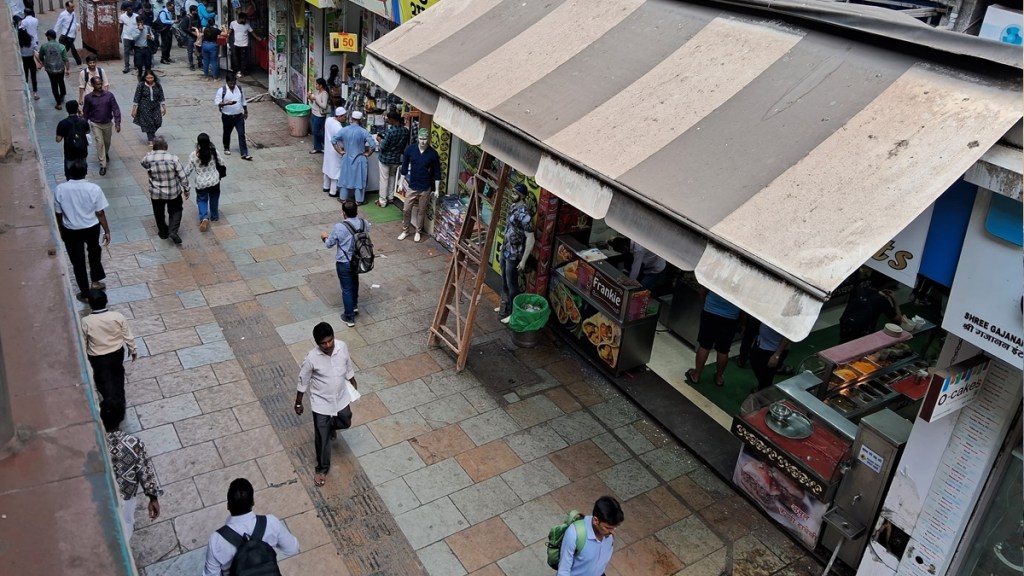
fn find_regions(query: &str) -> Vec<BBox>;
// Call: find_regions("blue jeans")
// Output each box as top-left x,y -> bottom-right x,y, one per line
196,184 -> 220,221
335,261 -> 359,321
499,253 -> 521,316
338,188 -> 365,204
202,41 -> 218,78
221,113 -> 248,156
310,115 -> 325,152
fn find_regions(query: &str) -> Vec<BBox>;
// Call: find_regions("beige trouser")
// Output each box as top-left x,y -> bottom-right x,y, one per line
402,188 -> 428,233
90,121 -> 113,168
379,163 -> 400,203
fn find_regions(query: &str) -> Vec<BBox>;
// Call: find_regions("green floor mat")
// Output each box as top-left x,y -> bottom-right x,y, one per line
357,193 -> 405,224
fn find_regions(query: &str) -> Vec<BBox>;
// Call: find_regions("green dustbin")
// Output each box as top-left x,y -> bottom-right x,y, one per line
285,103 -> 312,137
509,293 -> 550,348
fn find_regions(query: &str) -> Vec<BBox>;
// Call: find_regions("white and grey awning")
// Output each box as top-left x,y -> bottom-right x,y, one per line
364,0 -> 1023,341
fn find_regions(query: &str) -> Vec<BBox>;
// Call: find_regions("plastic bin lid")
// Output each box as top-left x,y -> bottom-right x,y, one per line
285,103 -> 312,116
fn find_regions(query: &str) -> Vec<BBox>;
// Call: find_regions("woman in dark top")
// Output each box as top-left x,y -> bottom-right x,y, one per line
131,70 -> 165,142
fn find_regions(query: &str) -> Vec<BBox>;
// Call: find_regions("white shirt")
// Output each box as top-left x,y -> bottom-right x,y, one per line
54,179 -> 109,230
214,84 -> 245,115
119,13 -> 138,39
229,20 -> 252,47
79,66 -> 110,92
55,9 -> 78,39
20,15 -> 39,48
203,512 -> 299,576
297,342 -> 356,415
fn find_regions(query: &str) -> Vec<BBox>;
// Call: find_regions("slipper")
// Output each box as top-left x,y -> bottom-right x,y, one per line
684,369 -> 700,386
313,473 -> 326,487
715,376 -> 726,387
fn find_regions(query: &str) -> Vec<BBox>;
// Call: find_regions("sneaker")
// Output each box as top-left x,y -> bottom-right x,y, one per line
241,155 -> 253,161
223,150 -> 231,155
76,292 -> 89,303
199,219 -> 209,232
397,231 -> 408,241
414,232 -> 421,242
377,199 -> 387,208
170,233 -> 182,245
91,281 -> 106,290
342,316 -> 355,327
189,65 -> 195,71
236,71 -> 242,78
500,315 -> 511,325
158,232 -> 169,240
353,307 -> 359,315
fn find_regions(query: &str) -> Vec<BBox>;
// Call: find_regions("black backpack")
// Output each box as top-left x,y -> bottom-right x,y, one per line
18,27 -> 32,48
216,516 -> 282,576
67,118 -> 89,155
343,218 -> 374,273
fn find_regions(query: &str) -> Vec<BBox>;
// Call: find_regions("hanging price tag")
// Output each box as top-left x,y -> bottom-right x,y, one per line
329,32 -> 358,53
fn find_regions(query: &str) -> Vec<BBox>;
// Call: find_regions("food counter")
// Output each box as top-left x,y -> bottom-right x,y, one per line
549,237 -> 659,375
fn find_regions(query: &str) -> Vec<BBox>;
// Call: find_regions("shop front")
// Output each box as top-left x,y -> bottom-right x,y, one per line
363,0 -> 1023,571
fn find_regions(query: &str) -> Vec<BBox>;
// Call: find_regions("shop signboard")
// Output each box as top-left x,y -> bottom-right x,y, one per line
865,206 -> 933,288
550,276 -> 623,370
329,32 -> 358,52
941,190 -> 1023,366
733,447 -> 828,548
392,0 -> 441,24
589,264 -> 625,317
918,354 -> 990,422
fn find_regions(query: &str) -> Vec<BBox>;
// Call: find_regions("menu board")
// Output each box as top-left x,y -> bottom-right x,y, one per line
897,358 -> 1022,576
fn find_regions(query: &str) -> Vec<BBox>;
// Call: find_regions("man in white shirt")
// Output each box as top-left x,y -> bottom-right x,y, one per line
295,322 -> 358,487
228,11 -> 261,77
78,54 -> 109,103
55,1 -> 82,64
54,159 -> 111,302
118,5 -> 139,73
214,75 -> 252,160
203,478 -> 299,576
19,8 -> 39,48
557,496 -> 624,576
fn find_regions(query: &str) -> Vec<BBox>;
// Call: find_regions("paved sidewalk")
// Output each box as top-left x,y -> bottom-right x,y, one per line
32,47 -> 823,575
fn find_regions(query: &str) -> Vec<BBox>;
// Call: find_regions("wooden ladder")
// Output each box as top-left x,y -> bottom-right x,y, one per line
428,152 -> 510,371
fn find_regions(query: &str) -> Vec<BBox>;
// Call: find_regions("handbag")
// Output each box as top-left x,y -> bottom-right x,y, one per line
217,164 -> 227,179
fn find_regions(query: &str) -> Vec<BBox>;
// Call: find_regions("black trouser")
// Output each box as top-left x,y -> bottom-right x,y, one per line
221,113 -> 248,155
751,346 -> 789,391
151,195 -> 183,237
62,223 -> 105,295
60,35 -> 82,65
89,347 -> 126,412
135,46 -> 152,79
737,317 -> 760,364
64,156 -> 87,180
160,28 -> 172,61
231,45 -> 249,75
313,406 -> 352,474
47,71 -> 67,105
22,56 -> 38,92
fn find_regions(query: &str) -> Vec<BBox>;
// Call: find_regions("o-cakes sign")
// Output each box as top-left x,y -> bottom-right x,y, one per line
919,355 -> 990,422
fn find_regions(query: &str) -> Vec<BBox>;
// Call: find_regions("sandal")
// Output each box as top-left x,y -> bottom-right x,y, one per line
715,376 -> 726,388
684,369 -> 700,386
313,473 -> 326,487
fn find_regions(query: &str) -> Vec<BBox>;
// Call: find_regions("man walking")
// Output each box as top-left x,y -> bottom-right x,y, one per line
82,289 -> 137,413
685,289 -> 742,388
55,1 -> 82,65
321,200 -> 368,327
376,110 -> 409,208
140,136 -> 190,244
228,11 -> 260,77
396,127 -> 441,242
180,5 -> 199,71
496,183 -> 535,323
118,4 -> 138,74
82,76 -> 121,176
330,110 -> 376,204
56,100 -> 90,179
54,159 -> 110,302
156,1 -> 175,64
215,75 -> 252,160
556,496 -> 623,576
131,18 -> 154,80
77,54 -> 109,103
295,322 -> 359,487
37,30 -> 70,110
102,404 -> 161,541
203,478 -> 299,576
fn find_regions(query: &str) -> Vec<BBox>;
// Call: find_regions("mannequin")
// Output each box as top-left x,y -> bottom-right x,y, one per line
397,128 -> 441,242
496,183 -> 536,324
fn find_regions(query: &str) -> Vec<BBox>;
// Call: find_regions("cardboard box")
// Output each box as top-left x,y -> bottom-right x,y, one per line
979,5 -> 1023,45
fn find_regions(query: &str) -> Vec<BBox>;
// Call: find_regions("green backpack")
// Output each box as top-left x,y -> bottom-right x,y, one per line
546,511 -> 587,569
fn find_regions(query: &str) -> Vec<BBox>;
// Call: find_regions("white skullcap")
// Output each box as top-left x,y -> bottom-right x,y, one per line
350,110 -> 364,120
334,106 -> 347,116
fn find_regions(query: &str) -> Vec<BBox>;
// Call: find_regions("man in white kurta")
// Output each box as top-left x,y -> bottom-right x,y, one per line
322,106 -> 345,197
294,321 -> 358,487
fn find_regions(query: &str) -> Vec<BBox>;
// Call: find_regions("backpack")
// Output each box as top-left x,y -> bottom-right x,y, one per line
66,118 -> 89,155
343,218 -> 374,273
152,9 -> 168,31
18,27 -> 32,48
42,44 -> 65,73
545,511 -> 587,570
83,67 -> 104,89
216,516 -> 282,576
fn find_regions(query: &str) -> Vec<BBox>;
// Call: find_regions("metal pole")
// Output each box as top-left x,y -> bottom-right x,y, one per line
822,539 -> 844,576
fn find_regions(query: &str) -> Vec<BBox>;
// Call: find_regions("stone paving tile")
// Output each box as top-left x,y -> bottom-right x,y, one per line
409,424 -> 477,466
200,280 -> 254,307
461,386 -> 500,413
152,441 -> 225,485
449,476 -> 522,525
417,541 -> 468,576
403,458 -> 474,504
133,478 -> 203,530
133,423 -> 183,456
446,516 -> 522,573
455,440 -> 523,483
359,441 -> 426,485
179,290 -> 209,309
395,497 -> 469,550
548,411 -> 606,446
732,534 -> 788,576
460,409 -> 521,447
366,409 -> 433,448
504,424 -> 568,463
501,458 -> 571,503
548,439 -> 615,481
127,377 -> 164,407
279,544 -> 351,576
284,509 -> 334,552
376,379 -> 438,414
162,307 -> 217,330
598,459 -> 662,502
378,477 -> 422,516
194,381 -> 258,413
615,493 -> 677,547
504,394 -> 565,429
495,541 -> 547,576
612,422 -> 657,454
177,340 -> 236,369
338,425 -> 384,457
129,315 -> 168,338
136,393 -> 203,428
195,322 -> 226,343
499,494 -> 564,547
193,459 -> 268,507
128,351 -> 184,382
383,352 -> 442,384
610,536 -> 685,576
144,327 -> 203,356
106,283 -> 154,305
549,475 -> 615,515
131,520 -> 178,567
641,444 -> 702,483
656,515 -> 726,566
256,451 -> 299,486
215,425 -> 285,466
591,431 -> 632,463
646,485 -> 693,523
349,393 -> 390,427
174,409 -> 243,447
211,359 -> 247,384
142,543 -> 208,576
698,495 -> 765,542
157,365 -> 220,397
424,370 -> 480,398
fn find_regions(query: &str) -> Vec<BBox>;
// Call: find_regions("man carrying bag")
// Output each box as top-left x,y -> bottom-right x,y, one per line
55,1 -> 82,65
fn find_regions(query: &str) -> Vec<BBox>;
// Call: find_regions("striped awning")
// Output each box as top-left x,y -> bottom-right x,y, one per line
364,0 -> 1023,340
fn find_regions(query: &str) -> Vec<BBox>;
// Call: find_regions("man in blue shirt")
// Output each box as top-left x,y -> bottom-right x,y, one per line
321,200 -> 369,327
330,111 -> 377,205
156,1 -> 175,64
557,496 -> 623,576
686,289 -> 742,388
396,128 -> 441,242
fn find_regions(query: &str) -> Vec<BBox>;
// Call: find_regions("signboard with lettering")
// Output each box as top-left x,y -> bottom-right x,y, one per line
393,0 -> 441,24
918,355 -> 990,422
589,263 -> 625,317
942,190 -> 1023,366
865,206 -> 933,288
329,32 -> 358,52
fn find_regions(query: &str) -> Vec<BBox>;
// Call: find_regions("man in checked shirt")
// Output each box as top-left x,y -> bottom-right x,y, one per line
140,136 -> 190,244
101,404 -> 161,540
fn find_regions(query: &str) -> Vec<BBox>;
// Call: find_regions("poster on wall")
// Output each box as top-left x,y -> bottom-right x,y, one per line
865,206 -> 933,288
392,0 -> 441,24
733,447 -> 827,548
941,190 -> 1023,366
